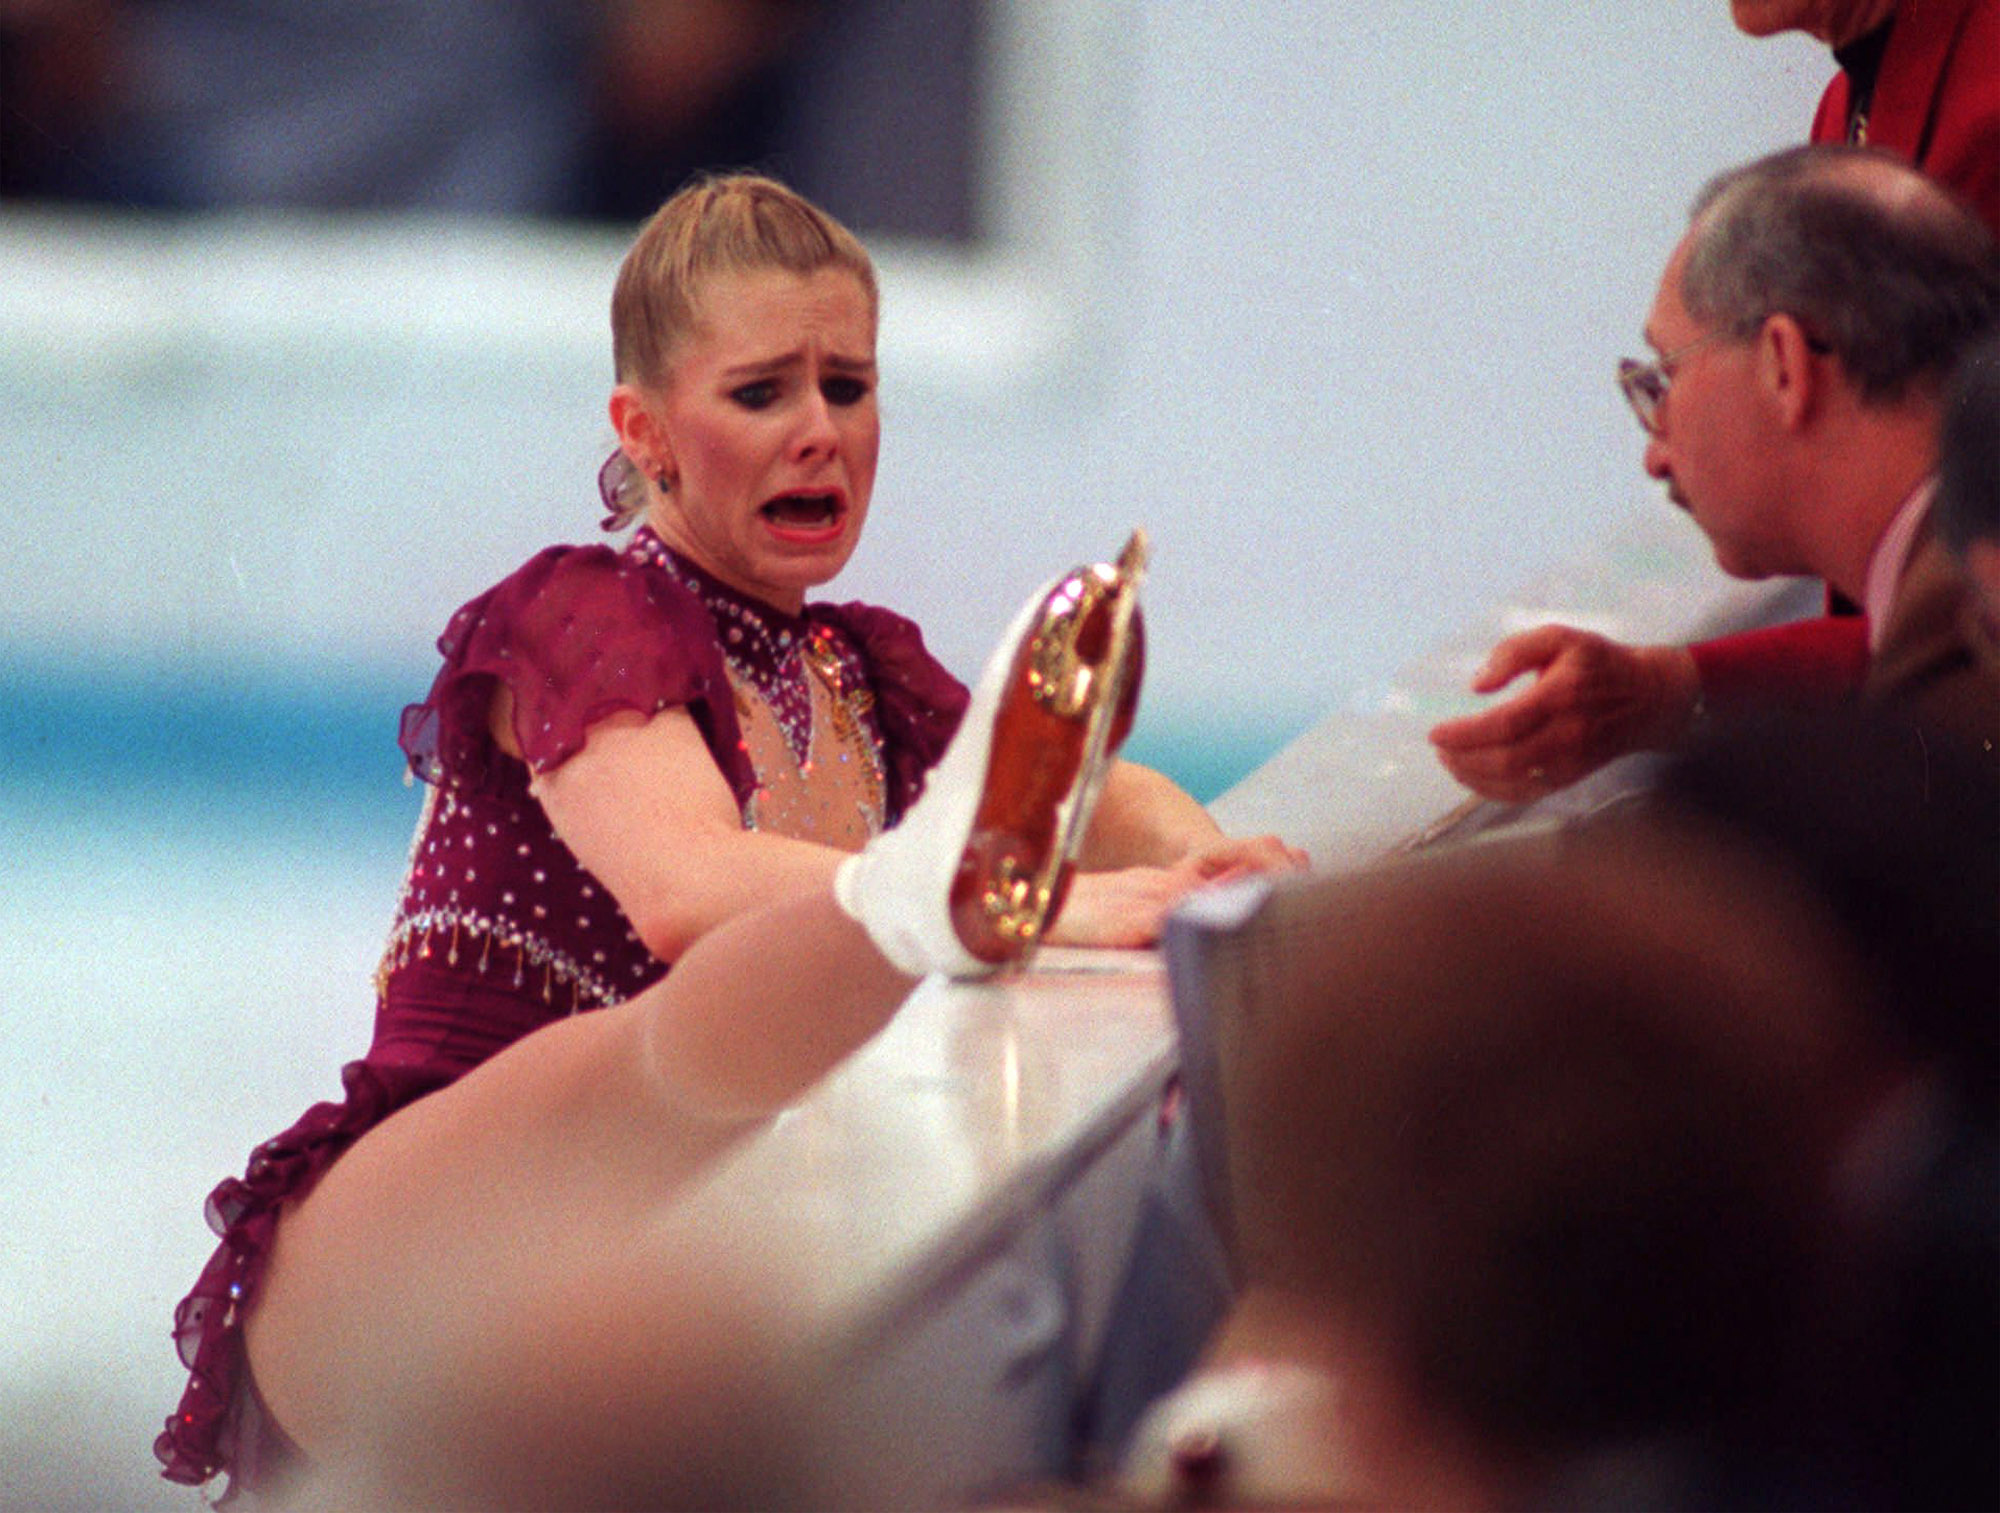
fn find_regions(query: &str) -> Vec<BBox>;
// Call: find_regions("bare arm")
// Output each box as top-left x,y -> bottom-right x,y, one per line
519,693 -> 1305,963
1078,760 -> 1223,869
527,705 -> 847,965
1082,759 -> 1306,873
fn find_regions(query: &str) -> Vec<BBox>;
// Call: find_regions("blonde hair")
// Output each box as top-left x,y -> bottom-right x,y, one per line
601,174 -> 878,530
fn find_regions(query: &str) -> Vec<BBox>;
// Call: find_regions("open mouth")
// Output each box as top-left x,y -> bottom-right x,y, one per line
759,491 -> 845,534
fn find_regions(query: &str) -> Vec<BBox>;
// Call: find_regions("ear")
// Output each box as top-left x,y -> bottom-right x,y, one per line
1753,314 -> 1822,432
609,384 -> 674,485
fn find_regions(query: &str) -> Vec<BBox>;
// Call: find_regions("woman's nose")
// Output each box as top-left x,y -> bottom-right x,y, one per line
793,388 -> 839,459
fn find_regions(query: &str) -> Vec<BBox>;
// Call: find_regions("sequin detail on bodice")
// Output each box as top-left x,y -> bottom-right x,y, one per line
628,528 -> 888,842
375,772 -> 663,1012
374,531 -> 889,1014
727,655 -> 885,848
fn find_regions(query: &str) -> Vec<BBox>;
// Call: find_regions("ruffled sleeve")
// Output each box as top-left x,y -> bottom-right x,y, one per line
815,599 -> 969,823
398,545 -> 757,806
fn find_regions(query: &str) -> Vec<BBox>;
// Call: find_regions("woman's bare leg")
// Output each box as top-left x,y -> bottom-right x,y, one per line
240,547 -> 1154,1502
639,890 -> 918,1120
244,890 -> 915,1503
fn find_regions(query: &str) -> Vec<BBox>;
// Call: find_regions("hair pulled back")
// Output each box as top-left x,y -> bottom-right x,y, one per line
601,174 -> 877,529
1681,144 -> 2000,405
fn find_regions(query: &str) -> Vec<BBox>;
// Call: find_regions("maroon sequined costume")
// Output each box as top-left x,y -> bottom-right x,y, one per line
157,527 -> 967,1491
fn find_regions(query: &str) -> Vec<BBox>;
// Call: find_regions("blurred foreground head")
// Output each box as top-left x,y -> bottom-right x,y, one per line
1936,329 -> 2000,636
1225,705 -> 1996,1506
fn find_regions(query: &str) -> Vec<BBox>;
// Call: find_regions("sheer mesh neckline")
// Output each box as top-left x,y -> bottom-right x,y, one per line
623,526 -> 860,767
623,527 -> 814,686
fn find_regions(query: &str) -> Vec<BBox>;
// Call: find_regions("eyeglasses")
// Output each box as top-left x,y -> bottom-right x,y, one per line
1615,329 -> 1729,435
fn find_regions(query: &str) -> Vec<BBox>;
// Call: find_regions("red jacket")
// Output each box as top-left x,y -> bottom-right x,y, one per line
1690,0 -> 2000,708
1812,0 -> 2000,232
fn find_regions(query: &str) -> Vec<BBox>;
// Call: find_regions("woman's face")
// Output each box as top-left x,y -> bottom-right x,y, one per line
630,266 -> 879,613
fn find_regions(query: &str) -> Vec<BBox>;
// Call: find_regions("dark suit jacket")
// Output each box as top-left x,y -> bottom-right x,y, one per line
1865,524 -> 2000,762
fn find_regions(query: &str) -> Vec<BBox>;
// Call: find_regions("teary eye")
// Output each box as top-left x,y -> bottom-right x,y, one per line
731,380 -> 778,410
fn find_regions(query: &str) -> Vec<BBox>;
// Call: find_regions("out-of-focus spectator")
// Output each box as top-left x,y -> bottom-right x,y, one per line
1656,708 -> 2000,1511
582,0 -> 820,222
1935,331 -> 2000,648
585,0 -> 983,237
0,0 -> 984,233
1157,822 -> 1887,1508
4,1 -> 597,213
1118,702 -> 1997,1510
0,0 -> 118,199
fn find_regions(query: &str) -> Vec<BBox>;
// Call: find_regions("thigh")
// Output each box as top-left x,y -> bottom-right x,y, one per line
243,1000 -> 763,1495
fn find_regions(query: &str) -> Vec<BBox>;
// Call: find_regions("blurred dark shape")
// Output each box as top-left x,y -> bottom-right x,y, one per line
1654,708 -> 1999,1512
1661,707 -> 2000,1116
585,0 -> 985,238
1229,822 -> 1877,1505
0,0 -> 120,200
1203,705 -> 1996,1509
1935,332 -> 2000,558
2,1 -> 596,212
1934,330 -> 2000,660
0,0 -> 985,239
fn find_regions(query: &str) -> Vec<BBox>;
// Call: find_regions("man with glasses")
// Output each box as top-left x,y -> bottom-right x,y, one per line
1430,0 -> 1998,804
1432,144 -> 2000,800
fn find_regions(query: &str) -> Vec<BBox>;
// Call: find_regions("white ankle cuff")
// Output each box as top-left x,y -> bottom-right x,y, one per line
833,850 -> 985,980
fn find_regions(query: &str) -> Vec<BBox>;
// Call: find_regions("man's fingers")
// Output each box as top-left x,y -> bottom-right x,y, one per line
1433,714 -> 1596,799
1433,748 -> 1549,804
1436,738 -> 1548,790
1429,685 -> 1555,751
1468,625 -> 1579,693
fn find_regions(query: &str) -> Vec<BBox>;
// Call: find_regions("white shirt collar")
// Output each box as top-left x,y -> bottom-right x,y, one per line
1863,477 -> 1938,652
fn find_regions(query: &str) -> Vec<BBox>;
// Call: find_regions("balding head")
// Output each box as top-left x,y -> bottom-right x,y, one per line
1680,144 -> 2000,406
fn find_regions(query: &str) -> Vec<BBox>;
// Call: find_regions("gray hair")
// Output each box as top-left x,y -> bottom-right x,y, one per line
1681,144 -> 2000,405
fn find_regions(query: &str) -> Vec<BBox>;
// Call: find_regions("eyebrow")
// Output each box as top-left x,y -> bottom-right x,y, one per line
721,349 -> 877,379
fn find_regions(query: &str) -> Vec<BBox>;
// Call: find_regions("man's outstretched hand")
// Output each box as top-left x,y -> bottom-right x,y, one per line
1428,626 -> 1701,802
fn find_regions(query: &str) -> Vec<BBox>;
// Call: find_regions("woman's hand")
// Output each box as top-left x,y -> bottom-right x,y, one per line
1048,861 -> 1212,950
1176,832 -> 1309,881
1048,836 -> 1307,950
1082,760 -> 1309,872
